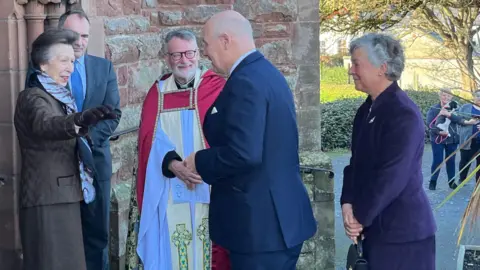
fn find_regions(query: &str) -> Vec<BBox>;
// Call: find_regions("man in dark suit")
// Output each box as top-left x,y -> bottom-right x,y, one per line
57,9 -> 121,270
184,10 -> 317,269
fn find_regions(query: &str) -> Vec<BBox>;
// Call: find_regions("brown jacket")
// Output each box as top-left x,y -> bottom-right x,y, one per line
14,87 -> 83,208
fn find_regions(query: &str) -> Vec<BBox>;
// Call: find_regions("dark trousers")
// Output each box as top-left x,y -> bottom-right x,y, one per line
459,139 -> 480,182
430,142 -> 457,183
81,179 -> 111,270
229,243 -> 303,270
364,236 -> 435,270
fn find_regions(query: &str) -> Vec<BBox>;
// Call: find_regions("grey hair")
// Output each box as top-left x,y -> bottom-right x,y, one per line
349,33 -> 405,81
164,29 -> 197,45
438,88 -> 453,95
31,29 -> 78,69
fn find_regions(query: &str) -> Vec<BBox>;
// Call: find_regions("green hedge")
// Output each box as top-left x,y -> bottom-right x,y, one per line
321,90 -> 440,151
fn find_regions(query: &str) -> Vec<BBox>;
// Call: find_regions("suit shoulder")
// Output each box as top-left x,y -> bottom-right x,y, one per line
234,58 -> 278,80
398,91 -> 421,113
86,54 -> 112,67
86,54 -> 109,62
380,92 -> 423,129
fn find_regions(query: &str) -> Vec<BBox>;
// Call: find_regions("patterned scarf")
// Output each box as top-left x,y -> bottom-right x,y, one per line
36,72 -> 96,204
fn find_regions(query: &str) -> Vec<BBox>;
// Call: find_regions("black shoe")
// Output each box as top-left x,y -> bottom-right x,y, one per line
429,181 -> 436,190
448,181 -> 458,189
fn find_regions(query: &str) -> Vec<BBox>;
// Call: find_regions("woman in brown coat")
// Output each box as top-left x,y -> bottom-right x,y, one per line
14,29 -> 118,270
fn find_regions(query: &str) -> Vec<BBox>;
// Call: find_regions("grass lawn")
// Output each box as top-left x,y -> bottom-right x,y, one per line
320,83 -> 365,103
320,64 -> 366,103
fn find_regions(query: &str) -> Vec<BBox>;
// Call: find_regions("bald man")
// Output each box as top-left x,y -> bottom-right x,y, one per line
184,10 -> 317,269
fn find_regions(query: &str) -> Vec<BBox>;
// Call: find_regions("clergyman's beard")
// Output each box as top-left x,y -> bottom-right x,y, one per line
173,66 -> 196,84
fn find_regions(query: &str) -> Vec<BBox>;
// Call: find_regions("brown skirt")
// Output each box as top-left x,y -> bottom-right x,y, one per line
20,202 -> 86,270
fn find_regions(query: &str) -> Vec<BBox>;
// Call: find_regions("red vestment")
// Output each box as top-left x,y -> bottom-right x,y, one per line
136,70 -> 231,270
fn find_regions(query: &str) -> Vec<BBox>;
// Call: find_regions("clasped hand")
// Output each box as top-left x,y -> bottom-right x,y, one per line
342,203 -> 364,244
169,152 -> 202,190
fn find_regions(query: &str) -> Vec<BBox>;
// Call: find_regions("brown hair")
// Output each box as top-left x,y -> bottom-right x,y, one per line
58,9 -> 90,28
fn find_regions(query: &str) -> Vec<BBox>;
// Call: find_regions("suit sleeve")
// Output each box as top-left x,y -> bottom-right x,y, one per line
161,151 -> 182,178
23,92 -> 85,140
195,75 -> 266,184
353,108 -> 422,227
90,61 -> 121,144
340,105 -> 362,205
340,159 -> 354,205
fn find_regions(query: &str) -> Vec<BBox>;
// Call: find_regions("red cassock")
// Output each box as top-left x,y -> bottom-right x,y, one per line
136,70 -> 231,270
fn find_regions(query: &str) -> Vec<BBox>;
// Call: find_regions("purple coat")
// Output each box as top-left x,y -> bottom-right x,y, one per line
341,81 -> 436,244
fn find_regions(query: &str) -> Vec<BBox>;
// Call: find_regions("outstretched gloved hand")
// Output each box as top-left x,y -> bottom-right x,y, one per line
74,105 -> 118,128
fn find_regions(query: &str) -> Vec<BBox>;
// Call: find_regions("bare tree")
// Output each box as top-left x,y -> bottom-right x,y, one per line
321,0 -> 480,91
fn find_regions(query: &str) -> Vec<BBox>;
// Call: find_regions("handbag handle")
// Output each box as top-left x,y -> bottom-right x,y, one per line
356,235 -> 364,258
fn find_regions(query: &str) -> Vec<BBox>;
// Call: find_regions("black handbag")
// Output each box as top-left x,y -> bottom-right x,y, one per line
346,236 -> 369,270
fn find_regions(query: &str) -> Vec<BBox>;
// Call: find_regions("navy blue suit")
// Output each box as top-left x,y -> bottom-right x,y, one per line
341,82 -> 436,269
195,51 -> 316,269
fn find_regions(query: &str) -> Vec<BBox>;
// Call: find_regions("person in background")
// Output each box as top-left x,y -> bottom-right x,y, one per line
426,89 -> 464,190
14,29 -> 117,270
455,90 -> 480,187
341,33 -> 436,270
58,9 -> 122,270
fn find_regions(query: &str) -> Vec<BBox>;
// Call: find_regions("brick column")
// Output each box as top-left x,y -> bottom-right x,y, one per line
24,0 -> 46,52
45,2 -> 66,30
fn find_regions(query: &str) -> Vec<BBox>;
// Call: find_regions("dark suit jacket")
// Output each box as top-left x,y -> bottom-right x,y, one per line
82,55 -> 121,184
341,81 -> 436,244
195,51 -> 317,253
25,55 -> 121,184
14,84 -> 84,207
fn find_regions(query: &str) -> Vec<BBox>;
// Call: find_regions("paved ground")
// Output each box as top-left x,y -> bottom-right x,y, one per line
329,144 -> 480,270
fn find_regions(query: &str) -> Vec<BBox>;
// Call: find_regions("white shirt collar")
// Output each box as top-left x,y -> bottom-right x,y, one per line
229,49 -> 257,75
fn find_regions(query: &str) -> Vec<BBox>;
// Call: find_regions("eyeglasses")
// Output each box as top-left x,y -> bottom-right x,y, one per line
168,50 -> 198,61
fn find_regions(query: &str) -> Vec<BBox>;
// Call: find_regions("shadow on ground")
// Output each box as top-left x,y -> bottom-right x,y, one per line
329,144 -> 480,270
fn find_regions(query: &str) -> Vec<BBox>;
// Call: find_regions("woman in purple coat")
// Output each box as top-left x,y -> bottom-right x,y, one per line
341,33 -> 436,270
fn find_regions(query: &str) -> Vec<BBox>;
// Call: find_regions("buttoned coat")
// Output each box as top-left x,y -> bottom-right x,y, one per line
14,77 -> 86,270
